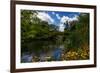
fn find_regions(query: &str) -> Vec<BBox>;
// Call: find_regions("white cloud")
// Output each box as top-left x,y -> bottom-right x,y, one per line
60,15 -> 78,24
59,23 -> 65,32
59,16 -> 69,32
68,15 -> 78,22
60,16 -> 69,24
59,15 -> 79,32
37,12 -> 54,24
56,14 -> 61,20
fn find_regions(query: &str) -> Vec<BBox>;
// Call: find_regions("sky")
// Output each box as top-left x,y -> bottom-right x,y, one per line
36,10 -> 80,32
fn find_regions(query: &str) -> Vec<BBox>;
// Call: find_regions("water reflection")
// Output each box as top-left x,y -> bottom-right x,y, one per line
53,48 -> 62,61
21,40 -> 65,63
21,53 -> 33,62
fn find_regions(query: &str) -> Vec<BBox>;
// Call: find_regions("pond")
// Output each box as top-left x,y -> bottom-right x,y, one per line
21,48 -> 64,62
21,46 -> 65,63
21,39 -> 66,63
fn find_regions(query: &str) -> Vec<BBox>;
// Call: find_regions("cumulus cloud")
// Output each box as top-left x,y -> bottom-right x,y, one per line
69,15 -> 78,22
56,14 -> 61,20
60,15 -> 78,24
60,16 -> 69,24
59,15 -> 79,32
37,12 -> 54,24
59,23 -> 65,32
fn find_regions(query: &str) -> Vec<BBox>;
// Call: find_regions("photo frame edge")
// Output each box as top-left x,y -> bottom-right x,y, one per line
10,1 -> 97,73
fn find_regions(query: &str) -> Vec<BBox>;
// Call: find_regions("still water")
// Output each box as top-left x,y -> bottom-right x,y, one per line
21,38 -> 66,63
21,46 -> 64,62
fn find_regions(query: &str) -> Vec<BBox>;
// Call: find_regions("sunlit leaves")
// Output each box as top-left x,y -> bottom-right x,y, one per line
21,10 -> 89,61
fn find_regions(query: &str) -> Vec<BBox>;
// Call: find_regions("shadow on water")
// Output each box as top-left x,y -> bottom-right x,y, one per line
21,39 -> 65,63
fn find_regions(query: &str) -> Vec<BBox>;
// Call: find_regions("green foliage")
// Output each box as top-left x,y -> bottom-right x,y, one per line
63,13 -> 89,51
21,10 -> 89,61
21,10 -> 59,53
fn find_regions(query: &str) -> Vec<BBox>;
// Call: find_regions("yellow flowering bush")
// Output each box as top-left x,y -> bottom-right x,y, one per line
64,51 -> 79,60
79,48 -> 89,59
63,47 -> 89,60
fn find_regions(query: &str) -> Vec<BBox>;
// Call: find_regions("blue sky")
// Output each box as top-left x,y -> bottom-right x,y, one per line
47,11 -> 80,25
36,10 -> 80,31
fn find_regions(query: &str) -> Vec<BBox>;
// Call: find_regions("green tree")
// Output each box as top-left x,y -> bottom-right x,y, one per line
21,10 -> 59,53
63,13 -> 89,51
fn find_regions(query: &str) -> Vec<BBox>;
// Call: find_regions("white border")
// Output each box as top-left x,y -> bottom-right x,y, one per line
16,4 -> 94,69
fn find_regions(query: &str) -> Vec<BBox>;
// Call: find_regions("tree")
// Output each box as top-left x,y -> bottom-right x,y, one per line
21,10 -> 59,53
63,13 -> 89,51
